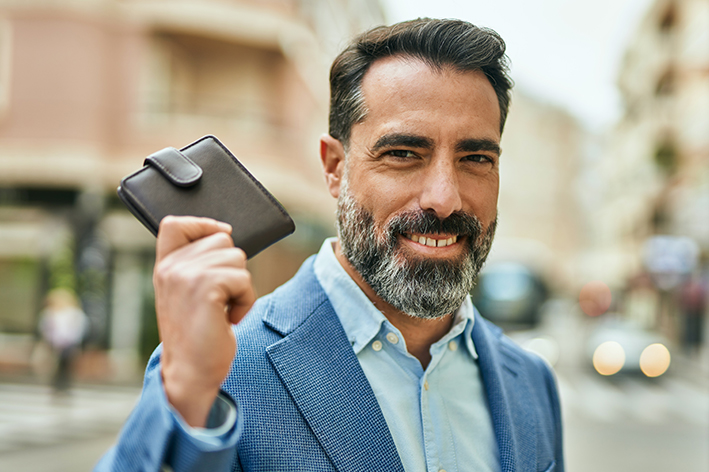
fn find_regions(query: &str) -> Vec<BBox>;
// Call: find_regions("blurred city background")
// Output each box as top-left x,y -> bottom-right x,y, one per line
0,0 -> 706,470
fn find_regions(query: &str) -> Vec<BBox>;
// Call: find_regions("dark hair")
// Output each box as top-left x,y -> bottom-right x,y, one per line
329,18 -> 513,148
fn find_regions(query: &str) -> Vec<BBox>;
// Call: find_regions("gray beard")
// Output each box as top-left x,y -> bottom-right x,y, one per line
336,189 -> 496,319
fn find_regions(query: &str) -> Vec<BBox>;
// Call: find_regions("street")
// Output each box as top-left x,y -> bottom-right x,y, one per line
0,363 -> 707,471
0,383 -> 140,471
560,368 -> 709,472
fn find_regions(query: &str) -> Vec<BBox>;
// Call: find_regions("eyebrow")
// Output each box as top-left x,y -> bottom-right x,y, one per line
371,133 -> 501,157
456,138 -> 501,156
371,134 -> 434,152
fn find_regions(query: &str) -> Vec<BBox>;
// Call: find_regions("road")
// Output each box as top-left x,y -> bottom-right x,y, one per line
0,362 -> 706,471
516,302 -> 709,472
0,383 -> 140,471
560,367 -> 709,472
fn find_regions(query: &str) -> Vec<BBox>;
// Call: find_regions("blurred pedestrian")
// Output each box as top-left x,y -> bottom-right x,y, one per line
679,273 -> 705,355
39,288 -> 88,393
625,273 -> 659,329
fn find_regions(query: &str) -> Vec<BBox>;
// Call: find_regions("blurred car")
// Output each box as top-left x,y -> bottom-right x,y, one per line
585,316 -> 671,377
471,262 -> 549,327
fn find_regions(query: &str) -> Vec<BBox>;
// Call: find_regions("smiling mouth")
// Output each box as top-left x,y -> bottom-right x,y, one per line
403,233 -> 459,248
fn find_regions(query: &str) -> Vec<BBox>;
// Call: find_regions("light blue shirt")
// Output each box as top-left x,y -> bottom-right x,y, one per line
314,238 -> 500,472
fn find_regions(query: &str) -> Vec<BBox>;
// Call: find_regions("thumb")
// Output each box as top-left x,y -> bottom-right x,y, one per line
156,215 -> 233,262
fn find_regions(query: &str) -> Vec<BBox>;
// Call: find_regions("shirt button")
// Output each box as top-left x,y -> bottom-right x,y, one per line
372,340 -> 383,351
439,469 -> 447,472
423,381 -> 429,391
448,341 -> 458,351
386,332 -> 399,344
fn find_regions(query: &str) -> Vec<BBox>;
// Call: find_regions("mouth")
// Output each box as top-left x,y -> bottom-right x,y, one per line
403,233 -> 459,248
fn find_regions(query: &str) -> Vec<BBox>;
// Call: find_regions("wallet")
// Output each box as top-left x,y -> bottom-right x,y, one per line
117,135 -> 295,258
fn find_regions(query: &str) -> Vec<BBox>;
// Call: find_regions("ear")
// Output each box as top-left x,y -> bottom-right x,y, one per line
320,134 -> 346,198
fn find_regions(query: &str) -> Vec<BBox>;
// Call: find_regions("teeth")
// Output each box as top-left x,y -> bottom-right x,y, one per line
405,234 -> 458,247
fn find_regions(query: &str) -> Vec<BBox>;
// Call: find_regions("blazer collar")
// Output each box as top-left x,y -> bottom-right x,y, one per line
263,257 -> 405,472
473,314 -> 539,472
262,256 -> 326,336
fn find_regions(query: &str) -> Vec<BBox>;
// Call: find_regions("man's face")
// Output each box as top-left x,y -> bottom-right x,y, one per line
323,56 -> 501,318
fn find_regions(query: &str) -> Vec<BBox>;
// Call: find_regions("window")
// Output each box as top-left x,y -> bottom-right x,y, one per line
658,3 -> 677,33
142,31 -> 285,130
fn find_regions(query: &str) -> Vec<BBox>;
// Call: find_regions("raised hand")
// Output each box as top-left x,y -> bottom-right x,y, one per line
152,216 -> 256,427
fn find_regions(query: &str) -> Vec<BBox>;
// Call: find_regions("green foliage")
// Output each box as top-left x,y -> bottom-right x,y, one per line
0,258 -> 40,332
48,237 -> 76,292
654,141 -> 677,175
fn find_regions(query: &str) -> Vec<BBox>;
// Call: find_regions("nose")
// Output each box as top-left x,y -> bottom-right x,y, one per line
418,160 -> 462,219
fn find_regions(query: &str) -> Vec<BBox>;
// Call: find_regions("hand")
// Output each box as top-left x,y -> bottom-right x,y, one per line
152,216 -> 256,427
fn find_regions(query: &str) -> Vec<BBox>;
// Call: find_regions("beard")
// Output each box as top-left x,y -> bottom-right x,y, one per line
337,188 -> 497,320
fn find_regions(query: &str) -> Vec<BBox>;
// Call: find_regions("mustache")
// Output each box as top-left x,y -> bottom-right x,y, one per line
386,209 -> 484,239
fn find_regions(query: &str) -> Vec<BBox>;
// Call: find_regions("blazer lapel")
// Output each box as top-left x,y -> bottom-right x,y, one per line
473,315 -> 538,472
263,259 -> 404,472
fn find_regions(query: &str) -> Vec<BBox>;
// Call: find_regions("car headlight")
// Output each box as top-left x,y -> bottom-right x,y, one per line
593,341 -> 626,375
639,343 -> 671,377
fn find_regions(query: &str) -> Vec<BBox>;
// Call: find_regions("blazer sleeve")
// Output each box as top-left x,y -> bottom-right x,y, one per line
93,345 -> 242,472
543,363 -> 565,472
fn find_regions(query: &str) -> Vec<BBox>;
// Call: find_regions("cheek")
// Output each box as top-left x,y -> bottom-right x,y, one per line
463,178 -> 499,222
348,175 -> 417,221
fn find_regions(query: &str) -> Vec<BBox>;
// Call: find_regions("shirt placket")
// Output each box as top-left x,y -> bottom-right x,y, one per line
420,341 -> 456,472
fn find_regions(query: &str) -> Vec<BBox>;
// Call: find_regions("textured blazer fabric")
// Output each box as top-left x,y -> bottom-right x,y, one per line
95,257 -> 564,472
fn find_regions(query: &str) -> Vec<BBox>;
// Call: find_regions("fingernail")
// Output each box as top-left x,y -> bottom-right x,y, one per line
218,222 -> 232,232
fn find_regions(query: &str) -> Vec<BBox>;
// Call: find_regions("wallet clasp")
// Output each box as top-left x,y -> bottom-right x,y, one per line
144,147 -> 203,187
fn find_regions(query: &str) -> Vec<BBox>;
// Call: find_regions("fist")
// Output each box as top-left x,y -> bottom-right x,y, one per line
153,216 -> 256,427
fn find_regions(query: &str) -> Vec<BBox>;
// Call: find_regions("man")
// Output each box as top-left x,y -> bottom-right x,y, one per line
97,18 -> 563,472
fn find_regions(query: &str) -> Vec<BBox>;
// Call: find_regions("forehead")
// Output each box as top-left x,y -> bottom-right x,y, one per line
353,55 -> 501,143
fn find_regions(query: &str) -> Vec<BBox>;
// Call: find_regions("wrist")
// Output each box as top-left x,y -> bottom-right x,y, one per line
162,366 -> 221,427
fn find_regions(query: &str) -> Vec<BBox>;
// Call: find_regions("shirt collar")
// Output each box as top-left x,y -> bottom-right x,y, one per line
313,237 -> 478,359
313,238 -> 386,354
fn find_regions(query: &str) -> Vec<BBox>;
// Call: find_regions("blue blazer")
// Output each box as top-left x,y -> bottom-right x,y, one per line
96,257 -> 563,472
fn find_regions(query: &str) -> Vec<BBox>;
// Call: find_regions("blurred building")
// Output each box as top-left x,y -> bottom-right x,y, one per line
0,0 -> 384,378
590,0 -> 709,279
492,90 -> 587,295
588,0 -> 709,347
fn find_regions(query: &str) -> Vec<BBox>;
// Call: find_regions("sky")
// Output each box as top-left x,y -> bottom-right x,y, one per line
382,0 -> 654,132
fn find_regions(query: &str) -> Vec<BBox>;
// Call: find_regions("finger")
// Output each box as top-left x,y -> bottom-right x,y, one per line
169,232 -> 242,264
157,216 -> 232,262
176,245 -> 247,271
188,247 -> 247,270
225,274 -> 257,325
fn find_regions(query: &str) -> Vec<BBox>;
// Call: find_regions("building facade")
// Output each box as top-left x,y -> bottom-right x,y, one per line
0,0 -> 384,378
592,0 -> 709,349
493,90 -> 586,295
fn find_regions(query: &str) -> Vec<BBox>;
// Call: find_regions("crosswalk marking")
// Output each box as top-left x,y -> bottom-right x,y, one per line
0,384 -> 140,454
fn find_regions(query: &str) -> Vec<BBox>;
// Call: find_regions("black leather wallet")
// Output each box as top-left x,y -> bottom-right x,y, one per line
117,135 -> 295,258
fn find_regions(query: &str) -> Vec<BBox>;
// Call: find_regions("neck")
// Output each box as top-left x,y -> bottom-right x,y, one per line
333,239 -> 454,369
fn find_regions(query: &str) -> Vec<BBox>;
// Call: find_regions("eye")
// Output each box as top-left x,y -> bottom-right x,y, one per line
386,149 -> 418,159
463,154 -> 494,165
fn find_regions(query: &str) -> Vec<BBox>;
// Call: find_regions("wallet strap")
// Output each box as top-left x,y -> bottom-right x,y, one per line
144,147 -> 203,187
